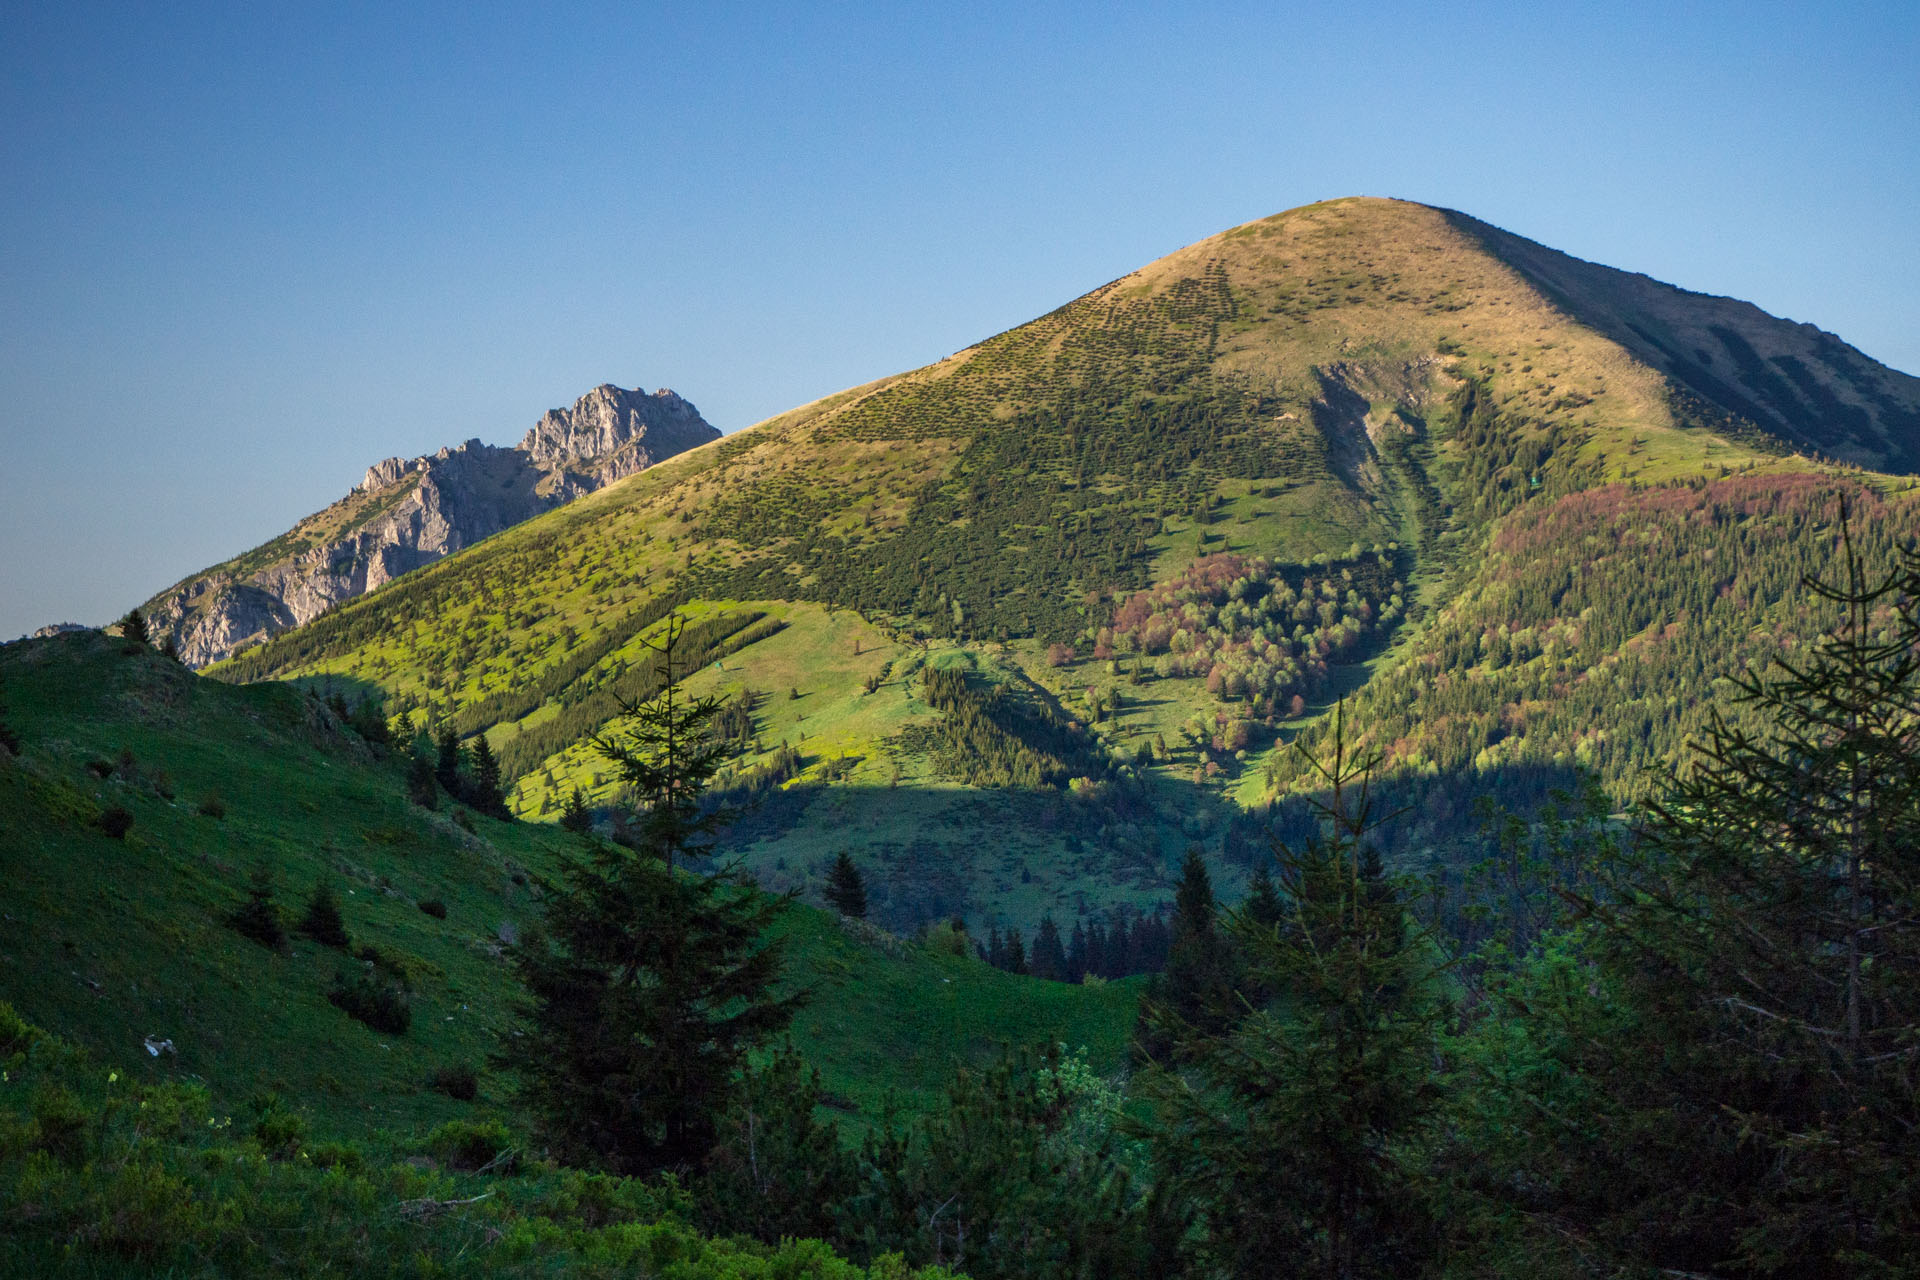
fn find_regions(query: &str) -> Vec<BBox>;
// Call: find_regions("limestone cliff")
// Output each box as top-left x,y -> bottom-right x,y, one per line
141,385 -> 718,667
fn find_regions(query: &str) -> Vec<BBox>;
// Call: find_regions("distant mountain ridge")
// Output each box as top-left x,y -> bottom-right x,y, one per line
143,384 -> 718,667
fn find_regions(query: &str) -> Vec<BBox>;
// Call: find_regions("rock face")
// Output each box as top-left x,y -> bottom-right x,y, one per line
142,385 -> 719,667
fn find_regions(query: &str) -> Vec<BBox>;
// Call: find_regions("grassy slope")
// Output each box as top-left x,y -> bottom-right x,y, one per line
0,632 -> 1135,1150
192,197 -> 1917,927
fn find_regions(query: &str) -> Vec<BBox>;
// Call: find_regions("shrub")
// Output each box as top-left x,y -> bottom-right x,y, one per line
430,1062 -> 478,1101
30,1084 -> 91,1165
305,1141 -> 365,1172
424,1118 -> 514,1171
195,792 -> 226,819
327,968 -> 410,1034
96,806 -> 134,840
417,898 -> 447,919
298,882 -> 349,949
0,718 -> 19,756
247,1092 -> 306,1159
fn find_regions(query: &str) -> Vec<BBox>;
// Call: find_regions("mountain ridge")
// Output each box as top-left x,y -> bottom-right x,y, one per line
141,383 -> 719,667
203,196 -> 1920,933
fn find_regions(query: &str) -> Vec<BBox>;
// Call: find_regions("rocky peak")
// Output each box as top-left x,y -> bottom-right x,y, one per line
520,385 -> 714,469
141,383 -> 720,667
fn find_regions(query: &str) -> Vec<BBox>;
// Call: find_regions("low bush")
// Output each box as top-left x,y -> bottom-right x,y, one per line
327,969 -> 410,1035
418,898 -> 448,919
96,806 -> 134,840
425,1118 -> 514,1171
430,1063 -> 478,1102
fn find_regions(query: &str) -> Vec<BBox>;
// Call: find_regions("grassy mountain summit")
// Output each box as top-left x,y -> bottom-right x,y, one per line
202,197 -> 1920,931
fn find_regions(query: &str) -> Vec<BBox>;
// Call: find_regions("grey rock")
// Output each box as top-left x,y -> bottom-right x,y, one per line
142,384 -> 719,667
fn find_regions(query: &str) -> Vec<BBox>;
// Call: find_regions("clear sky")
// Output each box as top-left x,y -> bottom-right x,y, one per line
3,1 -> 1916,639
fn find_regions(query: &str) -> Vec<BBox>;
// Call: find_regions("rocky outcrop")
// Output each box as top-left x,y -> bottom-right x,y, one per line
142,385 -> 718,667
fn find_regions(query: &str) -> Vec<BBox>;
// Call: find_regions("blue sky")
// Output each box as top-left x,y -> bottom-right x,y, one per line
3,1 -> 1916,638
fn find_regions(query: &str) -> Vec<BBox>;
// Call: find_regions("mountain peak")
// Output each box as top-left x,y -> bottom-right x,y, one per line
141,383 -> 719,666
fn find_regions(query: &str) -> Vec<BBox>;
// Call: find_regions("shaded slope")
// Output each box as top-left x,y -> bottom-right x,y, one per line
1447,209 -> 1920,471
0,632 -> 1136,1138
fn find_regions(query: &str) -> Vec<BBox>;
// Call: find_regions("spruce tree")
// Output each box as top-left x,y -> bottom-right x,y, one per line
298,880 -> 349,949
229,864 -> 287,950
470,733 -> 507,818
116,608 -> 149,645
1541,518 -> 1920,1274
559,786 -> 592,834
1137,846 -> 1239,1057
500,614 -> 802,1176
823,850 -> 868,919
1242,864 -> 1282,929
435,728 -> 463,794
1137,707 -> 1445,1279
405,746 -> 438,809
1030,914 -> 1068,981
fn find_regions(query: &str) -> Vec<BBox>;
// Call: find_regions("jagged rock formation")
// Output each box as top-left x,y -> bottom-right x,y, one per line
142,385 -> 718,667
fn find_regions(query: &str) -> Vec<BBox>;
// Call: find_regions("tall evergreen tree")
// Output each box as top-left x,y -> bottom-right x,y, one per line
558,786 -> 592,834
823,850 -> 868,919
499,615 -> 802,1176
434,728 -> 463,794
1137,847 -> 1238,1058
1242,864 -> 1282,929
1137,707 -> 1446,1279
229,864 -> 287,951
1004,927 -> 1028,976
1532,518 -> 1920,1275
116,608 -> 149,646
298,880 -> 349,950
469,733 -> 508,818
1031,914 -> 1069,981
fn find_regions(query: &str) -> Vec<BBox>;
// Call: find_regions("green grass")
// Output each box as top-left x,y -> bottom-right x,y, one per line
0,632 -> 1137,1153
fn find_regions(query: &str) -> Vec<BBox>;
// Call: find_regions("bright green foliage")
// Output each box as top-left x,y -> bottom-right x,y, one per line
847,1043 -> 1179,1280
0,1006 -> 959,1280
0,630 -> 1138,1146
500,616 -> 803,1175
1139,712 -> 1447,1279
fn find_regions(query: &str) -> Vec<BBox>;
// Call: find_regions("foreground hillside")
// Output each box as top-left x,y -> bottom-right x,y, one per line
202,197 -> 1920,925
0,631 -> 1136,1142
